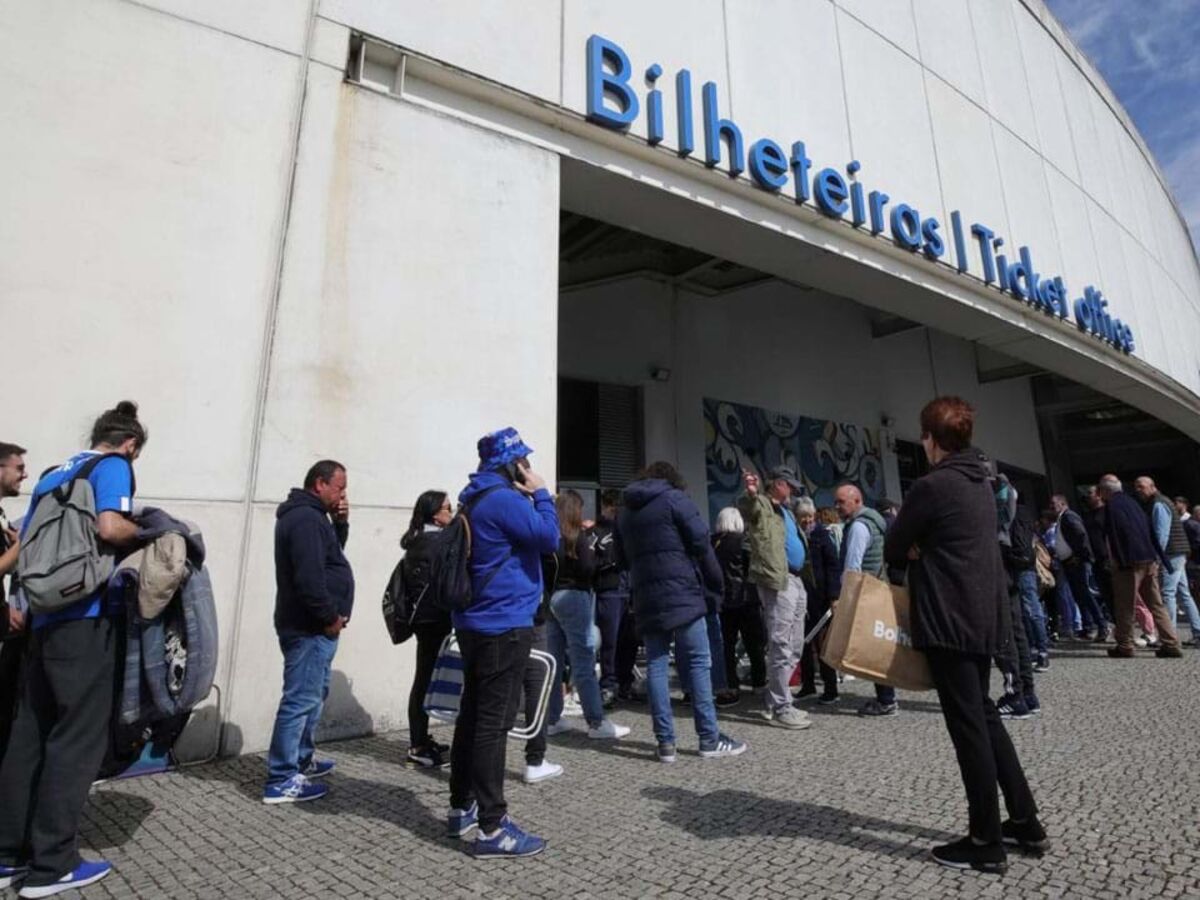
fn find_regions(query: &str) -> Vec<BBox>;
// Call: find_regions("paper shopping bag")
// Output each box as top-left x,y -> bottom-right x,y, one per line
821,571 -> 934,692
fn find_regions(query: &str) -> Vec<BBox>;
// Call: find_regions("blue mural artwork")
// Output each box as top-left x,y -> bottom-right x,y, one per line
703,397 -> 885,523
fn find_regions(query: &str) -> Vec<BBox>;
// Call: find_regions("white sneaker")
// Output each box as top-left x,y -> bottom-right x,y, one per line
523,761 -> 564,784
546,719 -> 578,736
562,694 -> 584,717
587,719 -> 631,739
1134,637 -> 1148,648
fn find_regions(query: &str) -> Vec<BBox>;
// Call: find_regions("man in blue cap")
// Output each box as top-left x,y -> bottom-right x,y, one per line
447,427 -> 559,859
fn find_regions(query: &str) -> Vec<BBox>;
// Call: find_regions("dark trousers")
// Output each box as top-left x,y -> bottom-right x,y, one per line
449,627 -> 533,833
0,618 -> 117,886
523,623 -> 547,766
995,586 -> 1035,697
594,591 -> 626,691
615,605 -> 640,690
1064,561 -> 1108,632
0,633 -> 29,769
408,623 -> 451,749
721,604 -> 767,691
926,648 -> 1037,844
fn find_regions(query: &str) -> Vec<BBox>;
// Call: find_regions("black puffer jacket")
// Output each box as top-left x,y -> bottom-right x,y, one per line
711,531 -> 758,611
883,448 -> 1008,655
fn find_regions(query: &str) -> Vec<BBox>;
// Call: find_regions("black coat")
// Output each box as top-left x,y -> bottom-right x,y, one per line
1057,508 -> 1094,564
616,479 -> 722,634
274,489 -> 355,635
883,449 -> 1008,655
807,523 -> 841,612
711,531 -> 759,611
398,530 -> 452,629
553,532 -> 596,591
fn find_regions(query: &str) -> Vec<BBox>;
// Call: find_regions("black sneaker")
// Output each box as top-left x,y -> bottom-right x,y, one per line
931,837 -> 1007,873
996,693 -> 1031,720
857,700 -> 898,717
407,744 -> 449,768
601,688 -> 617,709
1001,818 -> 1049,856
714,690 -> 740,708
1032,653 -> 1050,673
817,692 -> 840,706
792,685 -> 817,700
1156,645 -> 1183,658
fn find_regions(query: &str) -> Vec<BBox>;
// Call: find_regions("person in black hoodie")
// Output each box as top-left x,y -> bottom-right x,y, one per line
884,397 -> 1043,873
793,497 -> 840,704
263,460 -> 355,804
397,490 -> 454,769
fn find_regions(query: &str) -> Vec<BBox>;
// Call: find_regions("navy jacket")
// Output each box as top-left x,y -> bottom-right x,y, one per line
616,479 -> 722,634
274,489 -> 354,635
1104,490 -> 1167,569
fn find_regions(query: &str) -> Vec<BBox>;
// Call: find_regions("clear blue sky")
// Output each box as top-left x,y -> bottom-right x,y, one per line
1044,0 -> 1200,254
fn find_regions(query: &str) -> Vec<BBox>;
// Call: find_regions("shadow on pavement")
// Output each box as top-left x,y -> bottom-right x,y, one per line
80,791 -> 155,851
642,785 -> 957,856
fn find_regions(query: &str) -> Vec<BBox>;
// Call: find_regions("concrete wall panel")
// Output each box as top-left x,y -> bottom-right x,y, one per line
913,0 -> 985,106
0,0 -> 298,500
320,0 -> 562,102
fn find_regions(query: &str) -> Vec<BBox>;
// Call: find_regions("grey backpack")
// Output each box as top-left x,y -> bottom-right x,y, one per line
19,454 -> 129,614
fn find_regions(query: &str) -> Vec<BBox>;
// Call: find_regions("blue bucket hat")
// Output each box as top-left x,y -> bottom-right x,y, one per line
477,427 -> 535,471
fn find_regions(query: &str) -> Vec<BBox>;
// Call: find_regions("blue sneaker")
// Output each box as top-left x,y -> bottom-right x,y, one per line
0,864 -> 29,889
472,818 -> 547,859
447,801 -> 478,838
301,758 -> 335,779
262,774 -> 328,804
18,860 -> 112,898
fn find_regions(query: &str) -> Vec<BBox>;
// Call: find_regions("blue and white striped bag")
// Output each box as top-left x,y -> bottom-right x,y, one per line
424,634 -> 556,740
424,634 -> 466,723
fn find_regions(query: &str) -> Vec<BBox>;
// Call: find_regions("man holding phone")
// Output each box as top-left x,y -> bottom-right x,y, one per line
447,428 -> 559,859
263,460 -> 354,804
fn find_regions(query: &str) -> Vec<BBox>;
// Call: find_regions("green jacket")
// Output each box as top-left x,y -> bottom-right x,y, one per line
737,492 -> 789,592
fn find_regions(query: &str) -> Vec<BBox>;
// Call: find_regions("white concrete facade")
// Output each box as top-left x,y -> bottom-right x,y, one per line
1,0 -> 1198,753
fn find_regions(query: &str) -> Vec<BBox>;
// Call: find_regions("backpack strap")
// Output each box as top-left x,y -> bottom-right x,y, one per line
461,483 -> 515,592
49,452 -> 135,504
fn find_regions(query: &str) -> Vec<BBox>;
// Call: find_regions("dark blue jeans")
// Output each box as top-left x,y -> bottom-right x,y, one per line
266,632 -> 338,787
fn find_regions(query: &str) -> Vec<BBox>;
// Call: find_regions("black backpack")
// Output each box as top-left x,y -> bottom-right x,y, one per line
426,484 -> 512,614
1004,513 -> 1036,571
381,558 -> 419,645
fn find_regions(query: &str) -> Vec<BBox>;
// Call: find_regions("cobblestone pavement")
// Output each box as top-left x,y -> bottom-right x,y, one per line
69,635 -> 1200,899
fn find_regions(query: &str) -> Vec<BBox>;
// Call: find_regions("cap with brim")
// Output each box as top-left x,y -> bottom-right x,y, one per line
767,466 -> 804,494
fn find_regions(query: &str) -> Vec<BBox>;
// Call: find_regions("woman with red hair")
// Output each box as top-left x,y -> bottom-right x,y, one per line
884,397 -> 1045,873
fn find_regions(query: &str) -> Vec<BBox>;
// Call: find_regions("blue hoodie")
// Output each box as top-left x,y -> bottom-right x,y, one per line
453,470 -> 559,634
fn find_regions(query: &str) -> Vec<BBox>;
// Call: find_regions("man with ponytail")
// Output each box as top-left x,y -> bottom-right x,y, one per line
0,401 -> 147,898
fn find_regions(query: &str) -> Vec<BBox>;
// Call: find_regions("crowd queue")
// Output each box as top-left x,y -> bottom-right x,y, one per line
0,395 -> 1195,891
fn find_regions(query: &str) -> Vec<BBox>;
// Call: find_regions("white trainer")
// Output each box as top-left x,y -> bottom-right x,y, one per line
523,761 -> 564,784
587,719 -> 631,739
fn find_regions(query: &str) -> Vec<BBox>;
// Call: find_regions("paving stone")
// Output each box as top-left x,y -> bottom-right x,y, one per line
70,638 -> 1200,898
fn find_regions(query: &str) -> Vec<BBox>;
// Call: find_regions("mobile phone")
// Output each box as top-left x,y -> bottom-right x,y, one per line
505,461 -> 526,485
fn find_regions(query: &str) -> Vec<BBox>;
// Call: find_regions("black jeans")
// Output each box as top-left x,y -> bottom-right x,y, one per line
408,623 -> 451,749
0,618 -> 118,886
926,648 -> 1037,844
0,632 -> 29,769
995,586 -> 1035,698
524,623 -> 547,766
615,604 -> 640,690
720,604 -> 767,691
594,591 -> 627,691
449,627 -> 533,833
